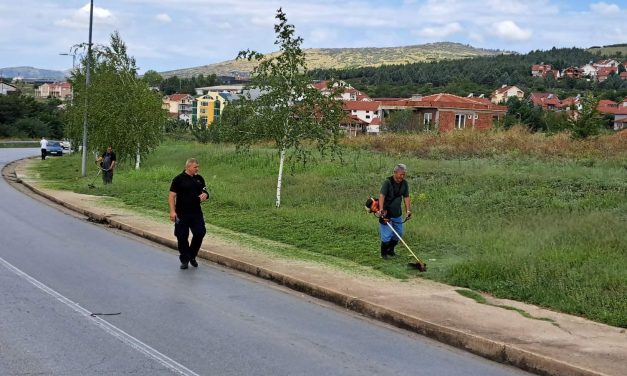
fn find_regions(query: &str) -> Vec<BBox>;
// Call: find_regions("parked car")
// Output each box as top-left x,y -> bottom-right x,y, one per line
60,140 -> 71,150
46,141 -> 64,156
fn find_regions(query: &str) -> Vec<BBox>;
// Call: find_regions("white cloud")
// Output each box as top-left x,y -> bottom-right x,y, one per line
54,3 -> 115,29
492,20 -> 532,41
417,22 -> 463,38
590,2 -> 620,15
308,29 -> 338,44
155,13 -> 172,23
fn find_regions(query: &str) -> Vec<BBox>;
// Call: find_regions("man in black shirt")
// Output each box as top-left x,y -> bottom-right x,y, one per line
378,164 -> 412,259
168,158 -> 209,269
97,145 -> 117,184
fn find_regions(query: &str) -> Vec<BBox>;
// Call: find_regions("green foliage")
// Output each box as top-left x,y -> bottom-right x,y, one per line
65,31 -> 166,165
159,74 -> 218,95
0,95 -> 64,139
141,70 -> 163,87
311,47 -> 616,98
569,94 -> 604,139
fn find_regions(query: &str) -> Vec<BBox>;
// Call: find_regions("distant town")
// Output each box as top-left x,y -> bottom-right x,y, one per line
2,57 -> 626,135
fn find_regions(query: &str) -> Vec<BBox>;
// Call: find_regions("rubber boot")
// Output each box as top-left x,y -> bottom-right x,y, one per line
380,241 -> 391,259
388,239 -> 399,257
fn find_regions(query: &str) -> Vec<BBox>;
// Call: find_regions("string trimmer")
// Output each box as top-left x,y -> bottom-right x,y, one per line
365,197 -> 427,272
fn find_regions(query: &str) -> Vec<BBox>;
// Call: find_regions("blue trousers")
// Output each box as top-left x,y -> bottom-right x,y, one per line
380,216 -> 403,242
174,213 -> 206,263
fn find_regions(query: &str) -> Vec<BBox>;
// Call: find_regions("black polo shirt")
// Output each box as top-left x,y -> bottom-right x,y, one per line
380,176 -> 409,218
169,171 -> 207,216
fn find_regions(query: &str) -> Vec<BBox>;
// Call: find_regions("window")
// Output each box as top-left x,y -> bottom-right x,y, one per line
201,101 -> 208,106
455,114 -> 466,129
424,113 -> 432,125
366,115 -> 371,119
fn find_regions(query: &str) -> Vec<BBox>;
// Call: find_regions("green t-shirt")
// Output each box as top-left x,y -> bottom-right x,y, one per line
380,176 -> 409,218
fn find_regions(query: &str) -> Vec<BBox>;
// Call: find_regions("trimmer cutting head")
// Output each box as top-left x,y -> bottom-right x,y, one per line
408,261 -> 427,272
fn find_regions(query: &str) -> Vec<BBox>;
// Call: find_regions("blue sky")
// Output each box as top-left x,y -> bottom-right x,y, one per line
0,0 -> 625,73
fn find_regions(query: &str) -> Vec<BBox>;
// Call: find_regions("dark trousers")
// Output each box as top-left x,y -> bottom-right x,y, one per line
41,149 -> 46,160
174,213 -> 206,264
102,170 -> 113,184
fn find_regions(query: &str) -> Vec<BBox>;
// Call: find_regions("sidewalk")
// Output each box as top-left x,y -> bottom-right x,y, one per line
6,157 -> 627,376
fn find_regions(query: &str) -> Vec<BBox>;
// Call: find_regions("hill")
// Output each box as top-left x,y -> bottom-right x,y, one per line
159,42 -> 506,78
0,66 -> 66,81
587,44 -> 627,60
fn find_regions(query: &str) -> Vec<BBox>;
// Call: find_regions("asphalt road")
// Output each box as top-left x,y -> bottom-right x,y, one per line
0,148 -> 532,376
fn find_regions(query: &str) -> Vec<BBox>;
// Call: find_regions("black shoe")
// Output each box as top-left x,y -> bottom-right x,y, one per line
190,259 -> 198,268
180,263 -> 189,269
380,241 -> 391,259
388,240 -> 399,257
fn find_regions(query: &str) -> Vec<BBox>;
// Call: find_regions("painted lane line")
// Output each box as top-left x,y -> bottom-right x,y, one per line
0,256 -> 199,376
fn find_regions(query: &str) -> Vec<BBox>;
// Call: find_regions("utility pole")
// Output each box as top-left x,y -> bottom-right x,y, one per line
81,0 -> 94,177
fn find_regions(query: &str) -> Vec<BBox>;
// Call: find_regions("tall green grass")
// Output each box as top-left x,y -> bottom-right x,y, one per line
34,137 -> 627,327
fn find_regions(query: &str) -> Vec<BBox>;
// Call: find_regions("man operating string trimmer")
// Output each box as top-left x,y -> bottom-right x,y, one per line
377,163 -> 412,259
366,163 -> 426,271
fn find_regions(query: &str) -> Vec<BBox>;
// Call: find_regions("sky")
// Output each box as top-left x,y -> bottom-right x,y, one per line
0,0 -> 625,74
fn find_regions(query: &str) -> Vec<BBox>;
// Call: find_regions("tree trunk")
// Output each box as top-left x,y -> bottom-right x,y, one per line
135,143 -> 140,170
275,147 -> 285,208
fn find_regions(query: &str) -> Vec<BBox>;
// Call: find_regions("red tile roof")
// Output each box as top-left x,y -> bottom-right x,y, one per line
530,92 -> 560,107
167,93 -> 191,101
376,93 -> 507,112
312,81 -> 329,90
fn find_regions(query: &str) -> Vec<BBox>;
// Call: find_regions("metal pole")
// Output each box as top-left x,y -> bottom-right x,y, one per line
81,0 -> 94,177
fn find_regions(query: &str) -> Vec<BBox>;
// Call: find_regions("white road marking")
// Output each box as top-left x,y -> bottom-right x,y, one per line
0,256 -> 199,376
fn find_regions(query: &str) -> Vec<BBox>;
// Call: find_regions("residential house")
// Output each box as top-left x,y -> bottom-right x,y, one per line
594,59 -> 620,69
620,72 -> 627,80
36,82 -> 72,100
193,92 -> 227,126
562,67 -> 584,79
163,93 -> 195,123
580,62 -> 597,79
560,96 -> 581,111
597,98 -> 627,130
378,93 -> 507,132
597,67 -> 619,82
490,85 -> 524,104
0,82 -> 18,95
531,63 -> 559,78
529,92 -> 561,110
343,100 -> 382,134
312,80 -> 371,101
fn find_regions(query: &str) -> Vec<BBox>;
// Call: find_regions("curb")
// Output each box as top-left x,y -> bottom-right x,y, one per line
3,157 -> 609,376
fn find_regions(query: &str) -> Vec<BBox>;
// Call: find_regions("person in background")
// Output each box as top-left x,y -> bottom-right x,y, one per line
377,164 -> 412,259
168,158 -> 209,269
40,137 -> 47,160
96,145 -> 117,184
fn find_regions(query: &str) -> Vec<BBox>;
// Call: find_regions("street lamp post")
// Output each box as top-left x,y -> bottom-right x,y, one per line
81,0 -> 94,177
59,52 -> 76,71
59,52 -> 76,103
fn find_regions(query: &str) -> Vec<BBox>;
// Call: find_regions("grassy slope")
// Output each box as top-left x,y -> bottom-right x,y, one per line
159,42 -> 502,78
35,138 -> 627,327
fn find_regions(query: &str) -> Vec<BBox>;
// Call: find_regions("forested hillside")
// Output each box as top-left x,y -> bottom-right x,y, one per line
311,47 -> 627,100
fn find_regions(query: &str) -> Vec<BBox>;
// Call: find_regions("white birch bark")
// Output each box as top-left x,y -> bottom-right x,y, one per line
275,147 -> 286,208
135,143 -> 140,169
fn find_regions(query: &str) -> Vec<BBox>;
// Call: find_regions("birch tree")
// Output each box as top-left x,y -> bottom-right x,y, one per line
221,8 -> 343,207
65,32 -> 165,168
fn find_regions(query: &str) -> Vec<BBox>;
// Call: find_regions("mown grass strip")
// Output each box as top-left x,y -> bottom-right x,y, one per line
32,136 -> 627,327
